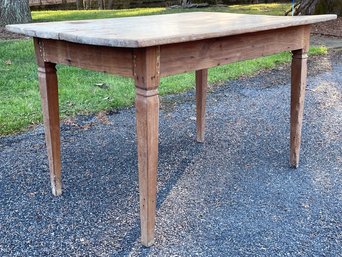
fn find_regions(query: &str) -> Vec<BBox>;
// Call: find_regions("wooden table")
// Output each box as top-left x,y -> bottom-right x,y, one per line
6,12 -> 336,246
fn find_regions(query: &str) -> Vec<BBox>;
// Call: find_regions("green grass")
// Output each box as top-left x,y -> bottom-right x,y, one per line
31,3 -> 291,22
32,8 -> 166,21
1,4 -> 327,135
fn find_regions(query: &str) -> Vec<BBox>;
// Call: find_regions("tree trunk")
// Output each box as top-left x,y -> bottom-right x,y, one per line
97,0 -> 104,9
83,0 -> 91,9
62,0 -> 67,8
180,0 -> 191,7
107,0 -> 114,9
293,0 -> 341,15
76,0 -> 84,9
294,0 -> 319,15
0,0 -> 32,26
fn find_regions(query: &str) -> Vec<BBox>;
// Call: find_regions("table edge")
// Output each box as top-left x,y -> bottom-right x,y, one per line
6,14 -> 337,48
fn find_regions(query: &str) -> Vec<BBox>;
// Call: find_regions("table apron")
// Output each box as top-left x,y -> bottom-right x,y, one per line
36,38 -> 135,77
36,25 -> 310,78
160,25 -> 310,76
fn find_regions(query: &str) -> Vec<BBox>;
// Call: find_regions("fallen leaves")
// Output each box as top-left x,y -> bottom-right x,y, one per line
96,111 -> 111,125
63,111 -> 112,130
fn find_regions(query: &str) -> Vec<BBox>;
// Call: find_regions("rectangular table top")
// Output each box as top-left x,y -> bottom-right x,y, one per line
6,12 -> 336,48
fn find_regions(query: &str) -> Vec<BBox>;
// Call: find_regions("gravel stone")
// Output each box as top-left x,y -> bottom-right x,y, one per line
0,50 -> 341,256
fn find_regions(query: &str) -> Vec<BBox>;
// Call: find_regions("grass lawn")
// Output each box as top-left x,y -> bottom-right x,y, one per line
0,3 -> 327,135
31,3 -> 291,22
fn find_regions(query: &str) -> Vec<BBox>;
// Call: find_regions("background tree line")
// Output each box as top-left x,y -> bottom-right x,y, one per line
29,0 -> 290,10
1,0 -> 341,26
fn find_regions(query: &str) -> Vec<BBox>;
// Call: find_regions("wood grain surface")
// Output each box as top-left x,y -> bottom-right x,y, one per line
6,12 -> 336,47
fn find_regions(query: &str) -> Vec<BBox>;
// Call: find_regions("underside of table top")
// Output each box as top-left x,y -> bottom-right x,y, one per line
6,12 -> 336,48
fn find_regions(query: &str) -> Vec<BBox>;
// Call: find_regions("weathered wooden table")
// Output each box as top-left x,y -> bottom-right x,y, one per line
7,12 -> 336,246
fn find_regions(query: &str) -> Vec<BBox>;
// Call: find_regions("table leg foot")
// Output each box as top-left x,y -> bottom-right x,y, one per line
196,69 -> 208,143
38,63 -> 62,196
290,49 -> 308,168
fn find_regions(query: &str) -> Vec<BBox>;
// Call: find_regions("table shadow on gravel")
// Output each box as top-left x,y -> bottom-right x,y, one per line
0,107 -> 205,256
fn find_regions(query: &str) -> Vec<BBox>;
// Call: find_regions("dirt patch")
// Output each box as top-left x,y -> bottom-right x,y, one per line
311,17 -> 342,37
0,27 -> 28,40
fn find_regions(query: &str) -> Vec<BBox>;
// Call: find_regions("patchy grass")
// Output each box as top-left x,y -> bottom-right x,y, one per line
31,8 -> 166,22
308,45 -> 328,55
225,3 -> 290,15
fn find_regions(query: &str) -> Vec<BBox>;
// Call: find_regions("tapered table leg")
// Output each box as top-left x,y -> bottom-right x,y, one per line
38,62 -> 62,195
34,38 -> 62,196
196,69 -> 208,143
134,47 -> 160,247
290,49 -> 308,168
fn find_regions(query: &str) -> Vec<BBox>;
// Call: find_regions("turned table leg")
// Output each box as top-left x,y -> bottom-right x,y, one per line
196,69 -> 208,143
134,47 -> 160,246
290,49 -> 308,168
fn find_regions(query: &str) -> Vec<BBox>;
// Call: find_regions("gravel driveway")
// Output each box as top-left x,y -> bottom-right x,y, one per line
0,50 -> 341,256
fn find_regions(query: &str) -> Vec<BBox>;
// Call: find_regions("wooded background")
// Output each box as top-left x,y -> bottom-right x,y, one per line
1,0 -> 340,26
29,0 -> 288,10
29,0 -> 178,9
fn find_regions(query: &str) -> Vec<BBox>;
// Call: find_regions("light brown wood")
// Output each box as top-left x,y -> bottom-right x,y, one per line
31,26 -> 311,79
34,38 -> 62,196
134,46 -> 160,247
160,26 -> 308,77
290,48 -> 308,168
6,13 -> 336,47
38,39 -> 134,77
196,69 -> 208,143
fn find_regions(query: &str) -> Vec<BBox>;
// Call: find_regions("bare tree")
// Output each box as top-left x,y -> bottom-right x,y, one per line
0,0 -> 32,26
